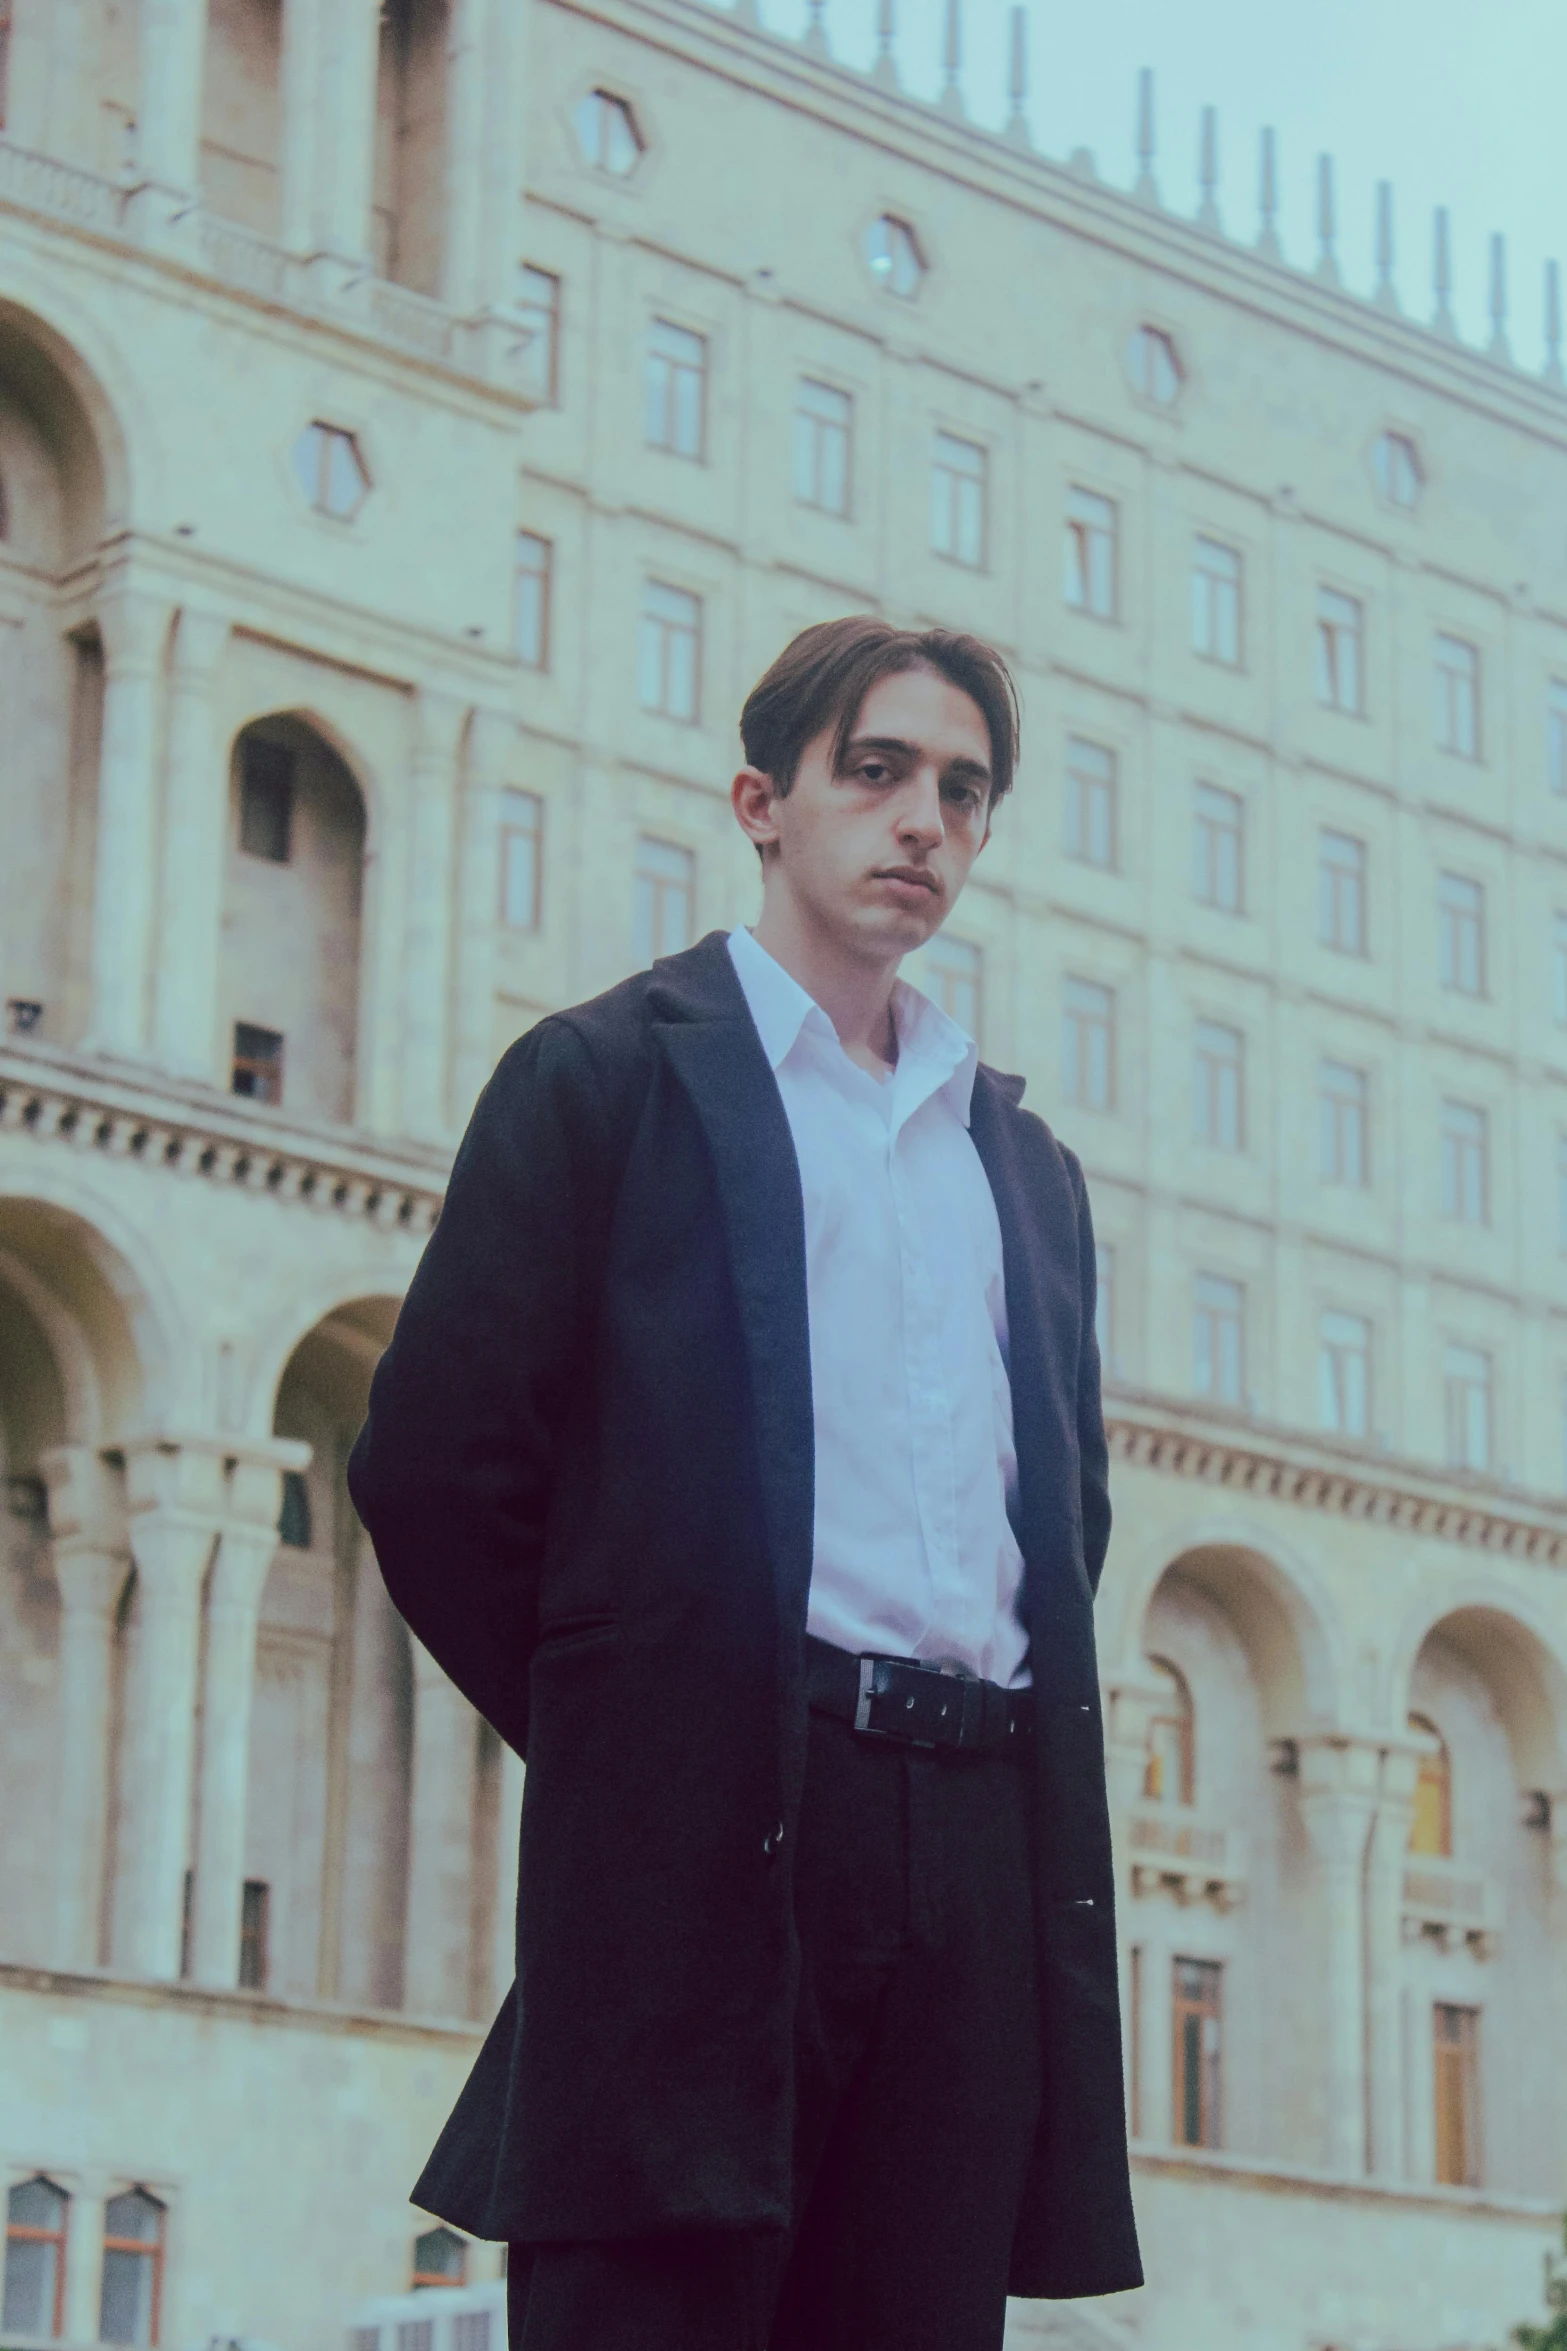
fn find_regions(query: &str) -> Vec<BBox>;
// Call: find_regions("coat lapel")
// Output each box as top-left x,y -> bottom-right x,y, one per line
652,939 -> 815,1644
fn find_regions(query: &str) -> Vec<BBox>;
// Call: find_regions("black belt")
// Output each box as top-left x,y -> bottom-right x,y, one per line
805,1635 -> 1034,1762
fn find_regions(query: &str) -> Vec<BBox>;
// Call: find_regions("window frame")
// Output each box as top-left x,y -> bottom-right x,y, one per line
4,2176 -> 69,2341
644,317 -> 708,462
1434,632 -> 1482,761
1062,975 -> 1116,1113
99,2188 -> 166,2350
1443,1341 -> 1493,1471
633,835 -> 696,966
864,214 -> 925,299
1437,871 -> 1487,998
1317,827 -> 1368,956
1318,1058 -> 1371,1189
1193,1019 -> 1244,1151
792,377 -> 853,518
1433,2004 -> 1481,2188
1318,1307 -> 1372,1437
231,1022 -> 285,1108
1315,585 -> 1365,716
1064,736 -> 1118,870
1192,1272 -> 1245,1405
1128,323 -> 1183,408
1063,486 -> 1118,620
929,428 -> 987,569
1172,1957 -> 1223,2150
573,88 -> 642,177
1191,781 -> 1244,913
499,789 -> 544,932
1190,535 -> 1242,667
512,529 -> 552,671
923,933 -> 983,1041
638,578 -> 702,724
516,264 -> 562,404
1548,679 -> 1567,798
1439,1099 -> 1489,1226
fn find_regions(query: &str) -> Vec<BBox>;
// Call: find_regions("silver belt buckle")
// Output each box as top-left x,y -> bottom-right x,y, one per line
854,1655 -> 882,1735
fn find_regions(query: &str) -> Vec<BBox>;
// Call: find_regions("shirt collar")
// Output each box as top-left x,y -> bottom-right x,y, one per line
726,927 -> 979,1128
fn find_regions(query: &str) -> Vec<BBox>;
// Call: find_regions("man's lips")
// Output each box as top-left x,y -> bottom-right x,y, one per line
872,867 -> 942,896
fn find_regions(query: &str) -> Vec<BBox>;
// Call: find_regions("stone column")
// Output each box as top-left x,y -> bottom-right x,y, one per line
451,708 -> 511,1123
1366,1736 -> 1424,2181
134,0 -> 209,198
116,1441 -> 227,1982
188,1445 -> 309,1987
1298,1734 -> 1381,2176
152,608 -> 230,1082
84,591 -> 171,1061
489,1742 -> 526,2007
403,1639 -> 479,2017
40,1447 -> 129,1973
315,0 -> 382,267
279,0 -> 327,254
400,692 -> 467,1143
444,0 -> 528,329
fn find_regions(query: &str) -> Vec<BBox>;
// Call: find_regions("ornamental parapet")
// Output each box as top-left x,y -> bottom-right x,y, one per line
0,1044 -> 446,1237
1400,1853 -> 1506,1956
1125,1800 -> 1248,1910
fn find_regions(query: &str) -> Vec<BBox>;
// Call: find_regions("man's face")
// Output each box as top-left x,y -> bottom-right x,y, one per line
744,664 -> 994,959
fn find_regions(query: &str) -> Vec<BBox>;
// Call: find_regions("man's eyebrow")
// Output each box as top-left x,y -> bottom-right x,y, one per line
839,733 -> 993,783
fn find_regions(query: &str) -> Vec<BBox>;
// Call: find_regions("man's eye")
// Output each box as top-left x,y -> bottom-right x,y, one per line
858,762 -> 890,784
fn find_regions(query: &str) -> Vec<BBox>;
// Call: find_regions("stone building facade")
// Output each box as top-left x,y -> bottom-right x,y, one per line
1,2 -> 1565,2349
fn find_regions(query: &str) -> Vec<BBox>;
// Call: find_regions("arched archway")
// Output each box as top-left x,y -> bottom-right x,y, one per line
0,300 -> 126,1052
219,714 -> 368,1126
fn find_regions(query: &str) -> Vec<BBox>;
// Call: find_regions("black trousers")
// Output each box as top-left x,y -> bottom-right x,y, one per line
507,1705 -> 1043,2351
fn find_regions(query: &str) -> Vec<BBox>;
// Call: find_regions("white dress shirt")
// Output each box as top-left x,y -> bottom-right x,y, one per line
727,926 -> 1029,1688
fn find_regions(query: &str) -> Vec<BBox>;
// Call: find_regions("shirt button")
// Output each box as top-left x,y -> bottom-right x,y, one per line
762,1822 -> 784,1859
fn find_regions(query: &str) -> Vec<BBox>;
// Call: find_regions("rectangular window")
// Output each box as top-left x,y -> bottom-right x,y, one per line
930,430 -> 987,568
238,1878 -> 270,1990
644,317 -> 707,459
238,737 -> 294,863
1172,1958 -> 1223,2148
1433,2004 -> 1481,2185
1444,1345 -> 1492,1472
1435,633 -> 1481,759
1064,486 -> 1117,618
100,2194 -> 165,2349
1549,679 -> 1567,797
924,933 -> 982,1039
1315,586 -> 1364,715
638,579 -> 701,722
1065,737 -> 1117,869
499,790 -> 543,931
1319,1059 -> 1370,1188
1319,1309 -> 1372,1437
4,2179 -> 68,2340
634,837 -> 695,966
231,1022 -> 284,1106
512,530 -> 551,669
1558,1134 -> 1567,1252
1438,872 -> 1486,996
1192,782 -> 1244,913
1191,536 -> 1242,666
793,378 -> 852,516
1063,977 -> 1115,1111
1094,1240 -> 1115,1373
1553,914 -> 1567,1025
1318,829 -> 1368,955
1193,1274 -> 1244,1405
453,2315 -> 492,2351
517,264 -> 561,404
1440,1099 -> 1488,1225
1194,1020 -> 1244,1150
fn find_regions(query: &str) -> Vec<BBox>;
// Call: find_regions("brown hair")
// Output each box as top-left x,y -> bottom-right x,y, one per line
739,615 -> 1020,808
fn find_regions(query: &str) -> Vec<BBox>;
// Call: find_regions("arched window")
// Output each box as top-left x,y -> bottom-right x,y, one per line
1408,1713 -> 1452,1857
99,2190 -> 165,2348
1144,1657 -> 1194,1806
412,2226 -> 468,2289
4,2177 -> 69,2339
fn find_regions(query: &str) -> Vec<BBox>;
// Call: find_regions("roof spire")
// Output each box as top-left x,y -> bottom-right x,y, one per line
1314,153 -> 1340,287
1135,68 -> 1158,204
870,0 -> 898,86
1005,8 -> 1031,147
1373,181 -> 1398,313
939,0 -> 964,116
1488,232 -> 1512,363
1432,206 -> 1457,338
1256,126 -> 1281,259
1198,106 -> 1221,233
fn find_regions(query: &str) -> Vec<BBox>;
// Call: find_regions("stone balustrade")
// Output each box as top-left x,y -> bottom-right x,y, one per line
1126,1800 -> 1248,1909
1402,1853 -> 1506,1956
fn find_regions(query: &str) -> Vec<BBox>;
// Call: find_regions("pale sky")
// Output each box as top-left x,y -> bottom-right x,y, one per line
729,0 -> 1565,373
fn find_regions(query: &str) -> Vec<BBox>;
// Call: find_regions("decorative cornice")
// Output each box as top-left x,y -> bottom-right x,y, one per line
0,1046 -> 445,1237
1106,1389 -> 1567,1568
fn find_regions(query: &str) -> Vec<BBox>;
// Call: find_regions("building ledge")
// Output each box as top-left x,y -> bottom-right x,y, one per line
1105,1383 -> 1567,1572
1129,2139 -> 1561,2223
0,138 -> 540,404
0,1041 -> 447,1233
0,1958 -> 486,2046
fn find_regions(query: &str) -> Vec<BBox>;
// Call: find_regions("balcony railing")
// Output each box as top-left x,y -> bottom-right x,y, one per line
0,136 -> 518,389
1125,1801 -> 1247,1909
1402,1853 -> 1504,1955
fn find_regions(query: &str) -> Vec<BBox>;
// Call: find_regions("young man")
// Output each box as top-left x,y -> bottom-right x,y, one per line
348,616 -> 1142,2351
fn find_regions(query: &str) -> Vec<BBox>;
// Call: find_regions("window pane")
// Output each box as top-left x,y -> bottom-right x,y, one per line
634,838 -> 695,965
3,2237 -> 59,2338
517,265 -> 560,401
924,934 -> 982,1037
513,531 -> 551,668
1549,681 -> 1567,796
1065,738 -> 1116,869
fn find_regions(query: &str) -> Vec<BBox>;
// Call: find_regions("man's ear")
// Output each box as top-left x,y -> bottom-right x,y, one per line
732,765 -> 783,856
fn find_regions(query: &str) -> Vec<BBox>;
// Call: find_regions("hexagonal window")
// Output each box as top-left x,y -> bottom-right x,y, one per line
865,215 -> 925,299
574,88 -> 643,177
1372,429 -> 1423,510
1128,324 -> 1182,406
292,421 -> 370,521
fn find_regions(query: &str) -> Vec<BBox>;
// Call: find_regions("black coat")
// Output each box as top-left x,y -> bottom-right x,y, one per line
347,931 -> 1143,2301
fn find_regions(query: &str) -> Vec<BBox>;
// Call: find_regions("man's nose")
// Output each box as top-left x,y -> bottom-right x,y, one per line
895,770 -> 945,845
